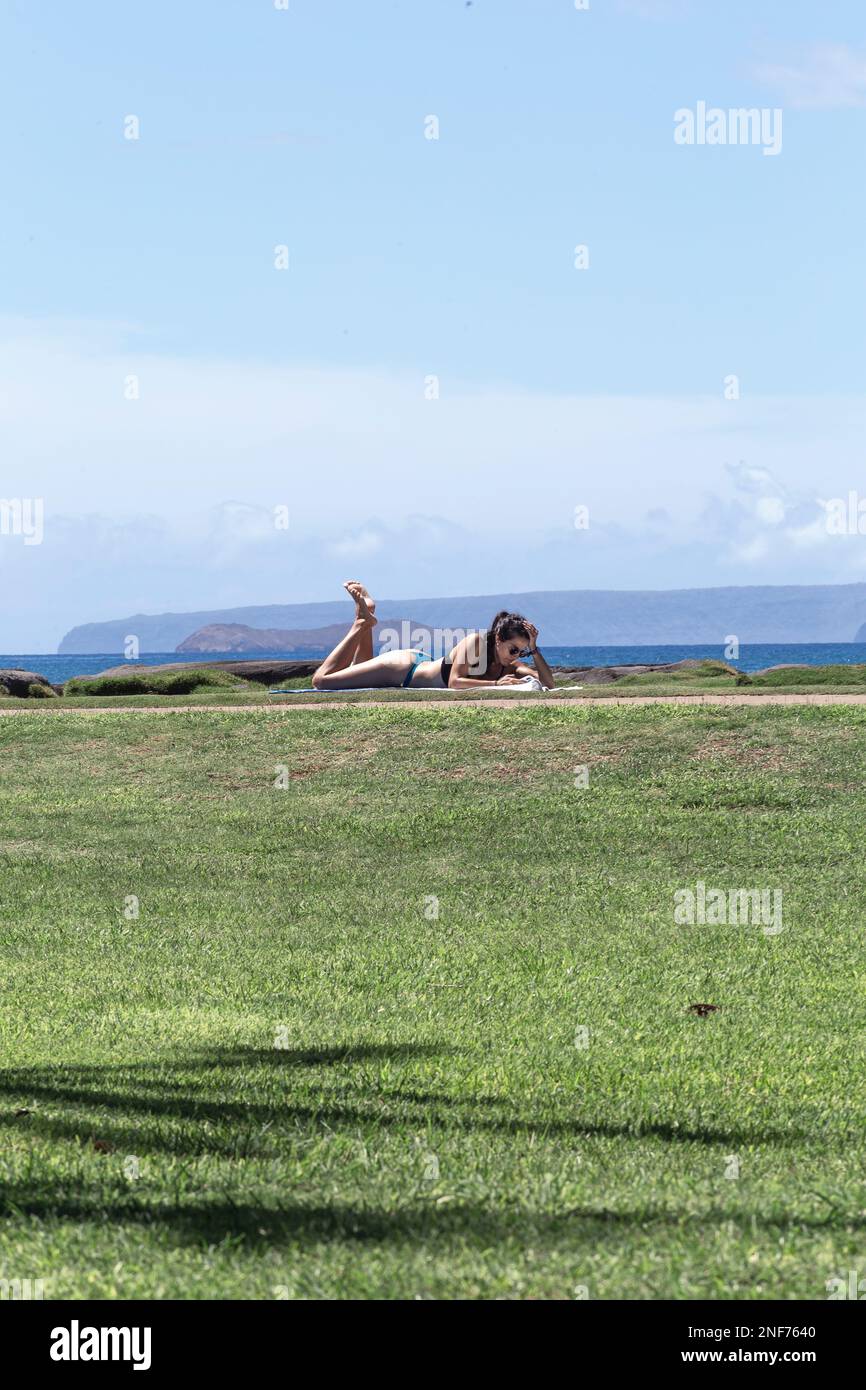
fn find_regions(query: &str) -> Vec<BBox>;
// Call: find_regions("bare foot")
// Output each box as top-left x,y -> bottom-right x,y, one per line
344,579 -> 377,624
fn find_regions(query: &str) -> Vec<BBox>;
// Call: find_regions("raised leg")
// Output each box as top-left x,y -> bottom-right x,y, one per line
312,581 -> 380,687
346,581 -> 376,664
313,617 -> 374,683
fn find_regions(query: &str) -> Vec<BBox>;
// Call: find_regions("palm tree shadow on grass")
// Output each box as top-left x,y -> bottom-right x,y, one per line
0,1041 -> 840,1247
0,1185 -> 860,1250
0,1042 -> 815,1154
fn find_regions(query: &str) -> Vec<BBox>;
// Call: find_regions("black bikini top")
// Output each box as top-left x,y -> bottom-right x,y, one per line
441,632 -> 504,687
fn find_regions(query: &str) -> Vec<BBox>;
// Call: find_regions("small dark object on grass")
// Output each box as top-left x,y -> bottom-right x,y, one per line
93,1139 -> 114,1154
14,1108 -> 32,1117
688,1003 -> 720,1017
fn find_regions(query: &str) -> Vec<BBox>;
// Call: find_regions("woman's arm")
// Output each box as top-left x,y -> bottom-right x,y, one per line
447,633 -> 521,688
519,623 -> 556,689
450,673 -> 523,687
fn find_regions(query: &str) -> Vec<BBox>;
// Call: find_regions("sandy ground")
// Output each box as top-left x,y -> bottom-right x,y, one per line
4,693 -> 866,716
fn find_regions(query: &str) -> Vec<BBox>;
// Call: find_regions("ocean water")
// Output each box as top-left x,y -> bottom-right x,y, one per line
6,643 -> 866,684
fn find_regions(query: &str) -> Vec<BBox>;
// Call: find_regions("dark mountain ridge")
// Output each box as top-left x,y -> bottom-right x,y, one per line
58,583 -> 866,654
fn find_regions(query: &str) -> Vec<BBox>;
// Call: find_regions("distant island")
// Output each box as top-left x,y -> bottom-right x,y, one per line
178,619 -> 424,654
178,621 -> 348,653
57,582 -> 866,654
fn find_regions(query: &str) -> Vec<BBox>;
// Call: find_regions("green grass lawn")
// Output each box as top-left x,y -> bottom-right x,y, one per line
1,703 -> 864,1299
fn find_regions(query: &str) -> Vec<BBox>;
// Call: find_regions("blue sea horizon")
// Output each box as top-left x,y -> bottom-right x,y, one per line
7,643 -> 866,684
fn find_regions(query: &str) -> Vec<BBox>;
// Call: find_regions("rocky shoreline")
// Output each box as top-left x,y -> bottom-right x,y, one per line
0,656 -> 759,699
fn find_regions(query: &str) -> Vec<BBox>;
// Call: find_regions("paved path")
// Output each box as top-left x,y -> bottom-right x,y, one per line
4,692 -> 866,716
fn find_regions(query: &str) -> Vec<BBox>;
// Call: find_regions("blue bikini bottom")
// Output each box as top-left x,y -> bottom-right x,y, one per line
402,650 -> 426,687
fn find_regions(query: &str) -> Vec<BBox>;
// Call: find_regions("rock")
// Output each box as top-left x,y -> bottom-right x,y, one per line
552,659 -> 737,685
554,665 -> 657,685
0,669 -> 59,698
754,663 -> 818,673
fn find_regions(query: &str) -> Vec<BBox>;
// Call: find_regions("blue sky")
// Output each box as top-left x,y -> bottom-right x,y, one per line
2,0 -> 866,649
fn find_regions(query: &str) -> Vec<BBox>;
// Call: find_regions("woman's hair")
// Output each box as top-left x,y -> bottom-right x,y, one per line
483,611 -> 531,671
489,610 -> 531,642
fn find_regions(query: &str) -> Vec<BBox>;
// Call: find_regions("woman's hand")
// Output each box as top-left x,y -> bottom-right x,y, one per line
496,674 -> 524,685
523,621 -> 539,651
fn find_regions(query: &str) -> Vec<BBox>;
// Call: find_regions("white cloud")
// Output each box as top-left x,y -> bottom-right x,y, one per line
786,514 -> 831,549
328,528 -> 386,559
753,43 -> 866,110
4,316 -> 866,649
754,497 -> 786,525
724,461 -> 786,498
731,536 -> 770,564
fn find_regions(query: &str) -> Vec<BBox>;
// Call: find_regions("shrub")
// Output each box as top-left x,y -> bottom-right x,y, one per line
64,668 -> 245,697
616,660 -> 739,688
751,664 -> 866,687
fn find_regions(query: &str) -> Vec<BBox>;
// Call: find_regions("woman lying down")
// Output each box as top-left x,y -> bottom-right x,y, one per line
311,582 -> 556,691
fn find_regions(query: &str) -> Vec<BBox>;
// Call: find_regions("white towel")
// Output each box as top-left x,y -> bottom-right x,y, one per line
500,678 -> 584,692
267,675 -> 581,696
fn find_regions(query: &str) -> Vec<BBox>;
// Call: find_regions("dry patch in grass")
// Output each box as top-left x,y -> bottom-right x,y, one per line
691,731 -> 795,772
0,839 -> 43,857
281,737 -> 385,775
119,735 -> 178,759
424,763 -> 535,784
0,839 -> 95,862
479,732 -> 629,774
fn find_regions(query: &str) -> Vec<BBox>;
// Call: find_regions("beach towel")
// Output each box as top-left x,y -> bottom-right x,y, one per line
267,676 -> 582,696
